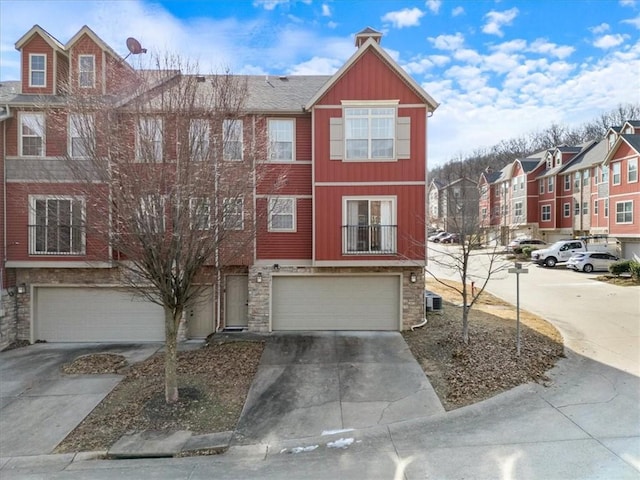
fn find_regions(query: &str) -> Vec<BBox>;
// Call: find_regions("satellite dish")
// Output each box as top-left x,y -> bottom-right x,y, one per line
126,37 -> 147,55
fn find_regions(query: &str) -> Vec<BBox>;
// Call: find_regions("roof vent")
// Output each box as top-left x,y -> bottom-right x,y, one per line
195,75 -> 206,82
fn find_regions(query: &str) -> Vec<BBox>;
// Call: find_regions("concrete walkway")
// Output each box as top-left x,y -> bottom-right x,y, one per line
232,332 -> 444,445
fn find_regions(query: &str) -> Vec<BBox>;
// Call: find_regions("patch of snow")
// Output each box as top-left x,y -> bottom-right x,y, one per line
327,438 -> 354,449
321,428 -> 354,436
288,445 -> 319,454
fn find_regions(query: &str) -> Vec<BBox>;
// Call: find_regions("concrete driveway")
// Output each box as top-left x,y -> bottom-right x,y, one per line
0,343 -> 161,457
232,332 -> 444,445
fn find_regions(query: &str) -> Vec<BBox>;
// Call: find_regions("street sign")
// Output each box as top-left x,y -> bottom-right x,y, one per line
509,262 -> 528,356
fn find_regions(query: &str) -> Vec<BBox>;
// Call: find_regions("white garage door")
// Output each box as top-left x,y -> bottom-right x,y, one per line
272,276 -> 400,331
622,241 -> 640,261
35,287 -> 164,342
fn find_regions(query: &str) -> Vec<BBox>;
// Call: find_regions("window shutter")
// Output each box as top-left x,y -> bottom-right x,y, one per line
329,117 -> 343,160
396,117 -> 410,159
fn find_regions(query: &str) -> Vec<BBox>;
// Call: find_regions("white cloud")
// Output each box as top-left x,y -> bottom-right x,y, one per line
622,15 -> 640,29
490,39 -> 527,54
453,48 -> 482,64
321,3 -> 331,17
426,0 -> 442,14
381,7 -> 425,28
429,55 -> 451,66
428,33 -> 465,50
482,8 -> 519,37
403,57 -> 434,75
589,23 -> 610,34
327,21 -> 338,29
620,0 -> 636,6
451,6 -> 465,17
528,39 -> 575,59
253,0 -> 290,10
593,34 -> 629,49
288,56 -> 342,75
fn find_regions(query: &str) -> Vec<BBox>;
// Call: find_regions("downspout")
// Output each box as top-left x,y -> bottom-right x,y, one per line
214,127 -> 222,332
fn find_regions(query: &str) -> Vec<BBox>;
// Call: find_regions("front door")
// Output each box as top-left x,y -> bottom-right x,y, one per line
225,275 -> 248,328
187,286 -> 214,338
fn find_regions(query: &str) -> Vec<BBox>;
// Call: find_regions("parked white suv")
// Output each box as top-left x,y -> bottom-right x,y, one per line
566,252 -> 619,273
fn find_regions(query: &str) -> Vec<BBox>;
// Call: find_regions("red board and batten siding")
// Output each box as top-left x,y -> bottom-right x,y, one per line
314,185 -> 426,261
255,197 -> 312,260
608,146 -> 640,236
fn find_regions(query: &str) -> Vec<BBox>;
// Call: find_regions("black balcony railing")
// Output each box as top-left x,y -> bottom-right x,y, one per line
342,225 -> 397,255
28,225 -> 85,255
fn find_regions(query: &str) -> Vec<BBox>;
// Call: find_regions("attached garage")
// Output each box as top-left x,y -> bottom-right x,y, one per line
34,287 -> 165,342
271,275 -> 400,331
621,240 -> 640,261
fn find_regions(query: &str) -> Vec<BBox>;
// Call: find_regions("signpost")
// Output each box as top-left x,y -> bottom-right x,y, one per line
508,262 -> 528,356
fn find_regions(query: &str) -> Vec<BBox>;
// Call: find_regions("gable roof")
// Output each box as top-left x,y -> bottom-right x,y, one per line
561,138 -> 607,173
603,134 -> 640,165
15,24 -> 65,53
304,37 -> 438,111
65,25 -> 132,70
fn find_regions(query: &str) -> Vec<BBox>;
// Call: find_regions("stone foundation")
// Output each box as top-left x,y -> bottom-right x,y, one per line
0,291 -> 18,350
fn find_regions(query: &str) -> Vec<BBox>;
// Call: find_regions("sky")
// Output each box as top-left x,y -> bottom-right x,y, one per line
1,0 -> 639,167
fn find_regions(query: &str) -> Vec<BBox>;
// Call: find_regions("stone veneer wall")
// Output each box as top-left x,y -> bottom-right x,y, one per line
247,265 -> 425,332
0,291 -> 18,350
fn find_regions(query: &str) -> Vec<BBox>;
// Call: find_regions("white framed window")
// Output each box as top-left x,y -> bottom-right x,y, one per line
574,201 -> 580,216
604,199 -> 609,217
608,133 -> 616,149
135,195 -> 165,233
541,204 -> 551,222
574,172 -> 580,190
612,162 -> 621,185
189,119 -> 210,162
514,201 -> 523,217
68,113 -> 94,158
539,179 -> 544,194
548,176 -> 554,193
268,119 -> 294,161
223,197 -> 244,230
563,203 -> 570,218
602,165 -> 609,183
223,119 -> 243,161
29,196 -> 85,255
564,175 -> 570,191
345,107 -> 395,160
594,199 -> 599,216
615,201 -> 633,224
512,178 -> 517,191
78,54 -> 95,88
628,158 -> 638,183
343,197 -> 396,254
519,176 -> 524,190
268,197 -> 296,232
20,112 -> 45,157
29,53 -> 46,87
555,153 -> 562,167
582,170 -> 589,186
582,202 -> 588,215
136,117 -> 163,162
190,197 -> 211,230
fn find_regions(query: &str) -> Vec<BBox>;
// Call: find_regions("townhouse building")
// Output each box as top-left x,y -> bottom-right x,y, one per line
427,177 -> 479,234
0,26 -> 438,349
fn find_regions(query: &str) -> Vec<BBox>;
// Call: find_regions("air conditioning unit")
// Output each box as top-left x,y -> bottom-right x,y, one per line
425,290 -> 443,313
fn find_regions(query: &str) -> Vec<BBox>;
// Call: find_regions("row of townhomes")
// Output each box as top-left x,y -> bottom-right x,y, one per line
0,25 -> 439,349
477,124 -> 640,259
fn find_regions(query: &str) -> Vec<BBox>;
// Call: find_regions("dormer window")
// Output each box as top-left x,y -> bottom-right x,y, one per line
29,54 -> 46,87
555,153 -> 562,167
78,55 -> 95,88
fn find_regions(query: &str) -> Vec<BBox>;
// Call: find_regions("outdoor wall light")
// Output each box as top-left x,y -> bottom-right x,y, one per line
410,272 -> 417,283
273,264 -> 280,271
256,273 -> 262,283
17,283 -> 27,294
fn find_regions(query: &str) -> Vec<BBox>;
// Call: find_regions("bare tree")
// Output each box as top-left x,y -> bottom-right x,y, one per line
426,163 -> 510,344
43,55 -> 276,403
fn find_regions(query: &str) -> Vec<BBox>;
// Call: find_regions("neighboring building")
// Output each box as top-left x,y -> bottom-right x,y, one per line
427,177 -> 478,234
0,25 -> 438,347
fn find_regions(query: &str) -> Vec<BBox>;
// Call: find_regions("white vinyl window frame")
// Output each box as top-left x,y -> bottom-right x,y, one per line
135,194 -> 166,233
615,201 -> 633,224
539,179 -> 544,194
514,201 -> 523,218
29,53 -> 46,87
547,176 -> 554,193
628,158 -> 638,183
223,119 -> 243,161
268,119 -> 294,162
582,201 -> 588,215
189,197 -> 211,230
136,116 -> 163,162
344,105 -> 396,161
19,112 -> 45,157
612,162 -> 621,185
223,197 -> 244,230
268,197 -> 296,232
342,195 -> 397,254
189,118 -> 210,162
78,54 -> 95,88
594,199 -> 599,216
563,203 -> 570,218
564,175 -> 571,191
28,195 -> 86,255
68,113 -> 94,158
582,170 -> 589,186
541,204 -> 551,222
604,199 -> 609,217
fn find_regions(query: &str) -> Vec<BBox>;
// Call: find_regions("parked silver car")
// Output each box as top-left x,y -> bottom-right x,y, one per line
566,252 -> 619,273
507,238 -> 547,254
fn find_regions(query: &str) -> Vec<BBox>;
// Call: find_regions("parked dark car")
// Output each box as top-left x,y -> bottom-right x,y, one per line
440,233 -> 460,244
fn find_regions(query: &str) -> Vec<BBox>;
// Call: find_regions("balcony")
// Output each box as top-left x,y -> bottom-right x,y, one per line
28,225 -> 85,255
342,225 -> 397,255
